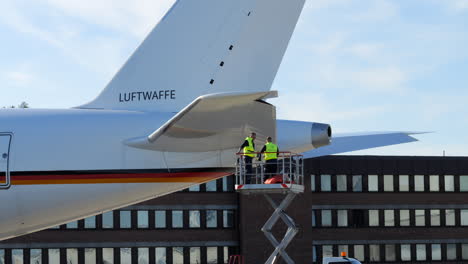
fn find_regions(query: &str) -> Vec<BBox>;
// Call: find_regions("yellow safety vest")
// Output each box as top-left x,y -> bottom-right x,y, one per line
243,137 -> 256,157
264,142 -> 278,160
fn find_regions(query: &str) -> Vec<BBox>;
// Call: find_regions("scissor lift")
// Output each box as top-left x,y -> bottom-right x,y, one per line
235,152 -> 304,264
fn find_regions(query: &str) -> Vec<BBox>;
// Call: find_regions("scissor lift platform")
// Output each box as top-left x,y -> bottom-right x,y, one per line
235,183 -> 304,194
235,152 -> 304,264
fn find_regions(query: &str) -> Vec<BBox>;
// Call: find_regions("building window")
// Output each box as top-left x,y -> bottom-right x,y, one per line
84,216 -> 96,229
336,175 -> 347,192
322,210 -> 332,227
30,249 -> 42,264
84,248 -> 96,264
354,245 -> 364,261
461,176 -> 468,192
322,245 -> 333,257
172,211 -> 183,228
0,250 -> 4,264
190,247 -> 201,263
400,210 -> 410,226
155,248 -> 167,264
222,176 -> 230,192
138,211 -> 149,228
385,244 -> 396,262
120,248 -> 131,263
431,244 -> 442,261
48,249 -> 60,264
223,210 -> 234,228
120,211 -> 132,229
429,175 -> 439,192
189,184 -> 200,192
416,244 -> 426,261
415,175 -> 425,192
67,248 -> 78,264
223,247 -> 229,263
447,243 -> 457,260
155,210 -> 166,228
368,175 -> 378,192
430,209 -> 441,226
350,209 -> 365,227
66,221 -> 78,229
321,175 -> 331,192
461,210 -> 468,226
12,249 -> 23,264
173,247 -> 184,264
415,210 -> 425,226
207,247 -> 218,264
384,175 -> 394,192
369,245 -> 380,261
312,246 -> 317,263
337,210 -> 348,227
384,210 -> 395,226
189,210 -> 201,228
401,244 -> 411,261
138,248 -> 149,264
206,180 -> 217,192
102,211 -> 114,229
312,210 -> 317,227
463,244 -> 468,260
206,210 -> 218,228
445,175 -> 455,192
352,175 -> 362,192
399,175 -> 409,192
446,209 -> 456,226
311,175 -> 316,192
102,248 -> 114,264
369,210 -> 379,226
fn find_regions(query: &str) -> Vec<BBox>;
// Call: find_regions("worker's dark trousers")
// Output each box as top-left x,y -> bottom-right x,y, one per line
244,156 -> 253,184
265,159 -> 278,180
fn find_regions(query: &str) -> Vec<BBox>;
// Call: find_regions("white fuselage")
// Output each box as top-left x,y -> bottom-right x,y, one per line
0,109 -> 235,240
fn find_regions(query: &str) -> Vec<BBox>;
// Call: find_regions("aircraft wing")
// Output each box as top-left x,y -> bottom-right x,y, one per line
126,91 -> 277,152
303,132 -> 423,158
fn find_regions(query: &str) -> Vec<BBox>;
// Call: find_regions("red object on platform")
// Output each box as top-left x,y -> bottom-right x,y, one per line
264,175 -> 284,184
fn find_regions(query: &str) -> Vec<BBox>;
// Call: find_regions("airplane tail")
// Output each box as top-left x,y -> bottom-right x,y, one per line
78,0 -> 306,112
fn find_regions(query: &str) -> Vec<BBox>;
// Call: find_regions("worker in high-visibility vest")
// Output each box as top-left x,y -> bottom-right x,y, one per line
238,132 -> 256,184
259,136 -> 279,181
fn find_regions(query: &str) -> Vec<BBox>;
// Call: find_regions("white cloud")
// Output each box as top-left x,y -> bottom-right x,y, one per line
349,66 -> 408,92
449,0 -> 468,11
3,71 -> 34,87
351,0 -> 399,22
346,43 -> 384,60
42,0 -> 175,38
271,92 -> 389,125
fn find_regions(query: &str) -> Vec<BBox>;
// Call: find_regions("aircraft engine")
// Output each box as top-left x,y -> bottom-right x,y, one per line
276,120 -> 332,154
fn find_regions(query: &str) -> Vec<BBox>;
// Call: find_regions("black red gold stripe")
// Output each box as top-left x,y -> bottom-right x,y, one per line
1,168 -> 233,185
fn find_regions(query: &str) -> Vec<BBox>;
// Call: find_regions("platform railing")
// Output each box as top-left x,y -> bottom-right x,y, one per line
235,151 -> 303,186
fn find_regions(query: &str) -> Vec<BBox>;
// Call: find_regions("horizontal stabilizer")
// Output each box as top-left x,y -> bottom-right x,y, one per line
304,132 -> 421,158
125,91 -> 277,152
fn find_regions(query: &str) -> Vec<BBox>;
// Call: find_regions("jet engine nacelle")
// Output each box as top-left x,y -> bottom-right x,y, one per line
277,120 -> 332,154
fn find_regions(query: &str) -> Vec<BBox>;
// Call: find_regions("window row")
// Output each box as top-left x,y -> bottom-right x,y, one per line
312,174 -> 468,192
184,176 -> 234,193
312,208 -> 468,227
313,243 -> 468,263
52,209 -> 236,230
0,246 -> 236,264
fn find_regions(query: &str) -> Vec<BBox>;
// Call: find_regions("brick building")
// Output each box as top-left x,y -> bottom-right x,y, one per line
1,155 -> 468,264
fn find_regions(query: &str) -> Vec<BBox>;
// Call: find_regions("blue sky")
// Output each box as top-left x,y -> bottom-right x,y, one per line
0,0 -> 467,156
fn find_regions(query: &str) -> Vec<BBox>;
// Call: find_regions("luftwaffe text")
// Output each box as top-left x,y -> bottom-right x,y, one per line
119,90 -> 176,102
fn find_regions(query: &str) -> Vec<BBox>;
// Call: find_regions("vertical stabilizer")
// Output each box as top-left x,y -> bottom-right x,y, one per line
79,0 -> 306,112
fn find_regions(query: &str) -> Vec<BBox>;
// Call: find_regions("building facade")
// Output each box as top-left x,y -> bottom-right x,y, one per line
1,155 -> 468,263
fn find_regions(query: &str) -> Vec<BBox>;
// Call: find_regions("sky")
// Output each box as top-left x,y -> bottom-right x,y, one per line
0,0 -> 467,157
